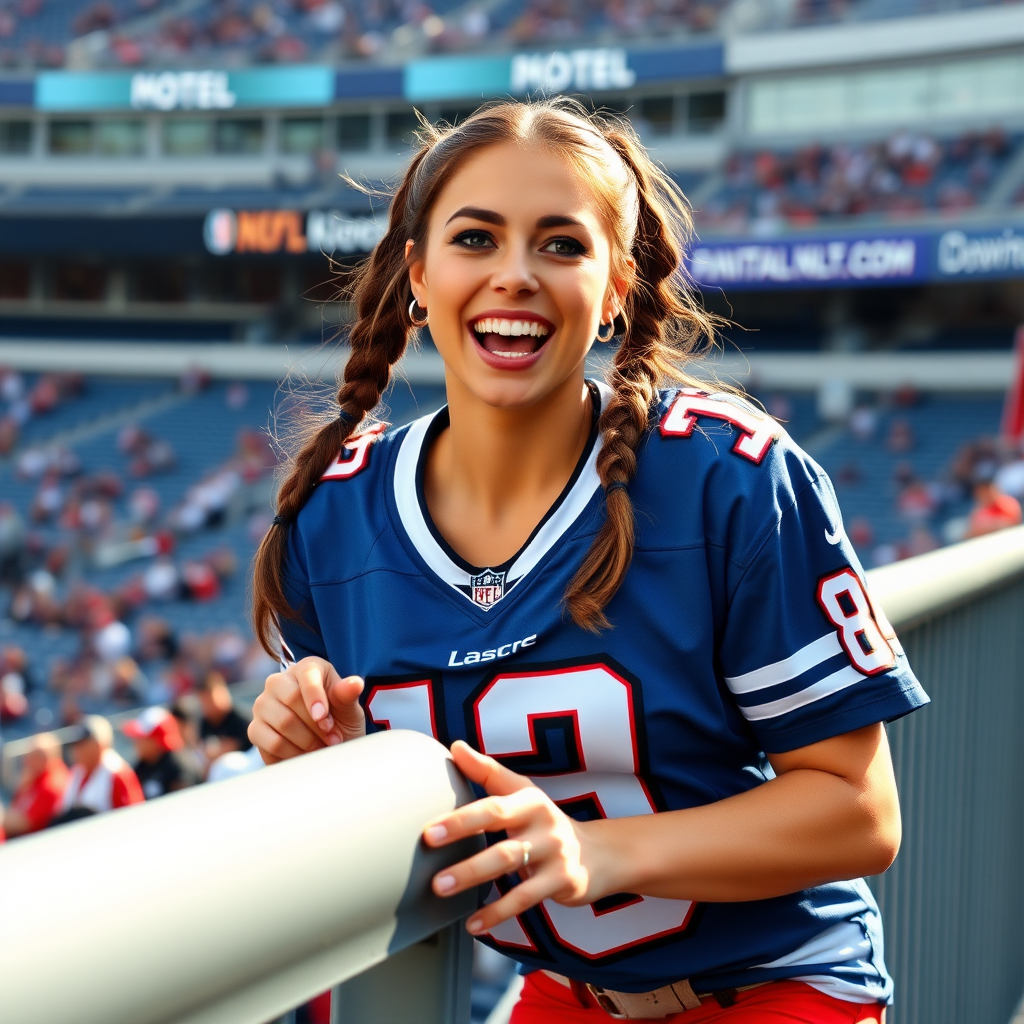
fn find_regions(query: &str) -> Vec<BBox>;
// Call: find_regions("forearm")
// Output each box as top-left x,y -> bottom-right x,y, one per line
581,767 -> 900,904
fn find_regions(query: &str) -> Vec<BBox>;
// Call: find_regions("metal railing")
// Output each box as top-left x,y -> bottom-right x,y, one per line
0,728 -> 482,1024
2,527 -> 1023,1024
866,524 -> 1024,1024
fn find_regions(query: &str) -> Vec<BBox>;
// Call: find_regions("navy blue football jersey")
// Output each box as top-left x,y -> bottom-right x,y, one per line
278,382 -> 928,1002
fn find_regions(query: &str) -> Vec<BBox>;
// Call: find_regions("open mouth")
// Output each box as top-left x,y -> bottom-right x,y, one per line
469,315 -> 554,362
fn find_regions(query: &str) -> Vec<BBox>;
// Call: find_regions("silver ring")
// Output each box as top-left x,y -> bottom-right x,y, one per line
520,841 -> 531,870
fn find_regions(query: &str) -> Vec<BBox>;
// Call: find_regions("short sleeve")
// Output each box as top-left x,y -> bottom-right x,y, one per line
278,520 -> 329,667
719,462 -> 929,753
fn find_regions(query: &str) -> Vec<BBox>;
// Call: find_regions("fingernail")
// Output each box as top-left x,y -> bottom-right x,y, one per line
326,733 -> 341,746
435,873 -> 456,893
424,824 -> 447,844
311,702 -> 326,721
467,919 -> 484,934
318,715 -> 334,731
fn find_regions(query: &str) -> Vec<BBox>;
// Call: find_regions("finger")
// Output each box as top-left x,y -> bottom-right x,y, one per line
465,875 -> 554,935
324,673 -> 366,741
261,699 -> 334,753
432,838 -> 537,897
248,718 -> 307,763
293,658 -> 341,734
450,740 -> 535,797
424,788 -> 542,847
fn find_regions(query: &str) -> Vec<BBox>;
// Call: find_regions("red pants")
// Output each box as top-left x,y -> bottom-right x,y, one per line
510,972 -> 886,1024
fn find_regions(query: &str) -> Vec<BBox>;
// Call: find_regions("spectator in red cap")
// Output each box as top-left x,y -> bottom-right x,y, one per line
124,706 -> 200,799
1,732 -> 69,837
55,714 -> 143,822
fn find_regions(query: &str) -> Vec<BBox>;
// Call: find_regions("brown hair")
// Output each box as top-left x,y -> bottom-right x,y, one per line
251,97 -> 716,655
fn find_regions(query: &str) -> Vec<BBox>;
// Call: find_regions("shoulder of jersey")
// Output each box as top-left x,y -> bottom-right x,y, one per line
649,386 -> 792,469
316,420 -> 404,486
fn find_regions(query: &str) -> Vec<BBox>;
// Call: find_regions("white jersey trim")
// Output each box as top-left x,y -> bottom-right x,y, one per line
393,383 -> 609,610
741,664 -> 865,721
725,633 -> 842,694
755,917 -> 887,1005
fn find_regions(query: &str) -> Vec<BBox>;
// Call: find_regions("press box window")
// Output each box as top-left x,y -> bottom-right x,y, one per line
386,111 -> 419,149
215,118 -> 264,155
163,119 -> 212,156
0,261 -> 30,299
281,117 -> 324,155
337,114 -> 371,151
49,120 -> 94,155
52,262 -> 107,302
639,96 -> 675,136
97,119 -> 145,156
687,92 -> 726,133
0,121 -> 31,155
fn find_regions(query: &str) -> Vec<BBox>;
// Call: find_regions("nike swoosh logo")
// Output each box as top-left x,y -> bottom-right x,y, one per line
825,527 -> 843,545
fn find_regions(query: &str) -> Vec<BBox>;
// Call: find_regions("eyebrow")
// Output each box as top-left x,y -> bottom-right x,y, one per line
444,207 -> 587,231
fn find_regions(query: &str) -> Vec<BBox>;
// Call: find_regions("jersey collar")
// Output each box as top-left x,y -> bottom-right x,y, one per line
393,381 -> 610,611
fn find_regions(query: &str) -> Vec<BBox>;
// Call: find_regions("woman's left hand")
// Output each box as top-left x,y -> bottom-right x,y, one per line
423,740 -> 601,935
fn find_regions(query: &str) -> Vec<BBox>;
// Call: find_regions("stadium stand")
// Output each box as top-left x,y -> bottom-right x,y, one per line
697,128 -> 1019,232
0,369 -> 446,742
1,0 -> 1022,70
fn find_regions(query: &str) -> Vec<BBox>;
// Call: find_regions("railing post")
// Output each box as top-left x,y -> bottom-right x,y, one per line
330,921 -> 474,1024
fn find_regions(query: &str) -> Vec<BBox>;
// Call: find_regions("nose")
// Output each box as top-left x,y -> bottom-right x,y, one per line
488,239 -> 538,297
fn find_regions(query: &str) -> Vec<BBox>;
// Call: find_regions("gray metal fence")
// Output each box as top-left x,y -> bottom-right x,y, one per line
867,525 -> 1024,1024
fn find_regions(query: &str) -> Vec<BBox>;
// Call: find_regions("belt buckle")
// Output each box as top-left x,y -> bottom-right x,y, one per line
586,983 -> 629,1019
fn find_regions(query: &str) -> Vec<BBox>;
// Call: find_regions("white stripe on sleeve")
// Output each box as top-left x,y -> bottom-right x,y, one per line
725,632 -> 842,695
740,664 -> 864,721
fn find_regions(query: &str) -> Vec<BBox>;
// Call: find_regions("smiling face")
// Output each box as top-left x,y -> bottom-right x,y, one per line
407,141 -> 629,410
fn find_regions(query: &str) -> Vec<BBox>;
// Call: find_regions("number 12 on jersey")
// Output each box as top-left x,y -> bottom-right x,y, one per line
366,660 -> 697,962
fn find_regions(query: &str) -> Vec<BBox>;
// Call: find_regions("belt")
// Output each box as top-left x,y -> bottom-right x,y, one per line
543,971 -> 770,1020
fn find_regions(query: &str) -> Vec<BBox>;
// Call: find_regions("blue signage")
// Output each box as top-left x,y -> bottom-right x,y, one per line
689,234 -> 931,290
36,65 -> 334,112
404,42 -> 723,103
933,226 -> 1024,281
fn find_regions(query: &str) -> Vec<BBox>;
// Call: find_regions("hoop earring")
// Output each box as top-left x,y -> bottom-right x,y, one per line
596,320 -> 615,343
408,298 -> 429,328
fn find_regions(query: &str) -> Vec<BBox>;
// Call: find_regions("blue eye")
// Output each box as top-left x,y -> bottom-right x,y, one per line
453,230 -> 494,249
543,237 -> 587,257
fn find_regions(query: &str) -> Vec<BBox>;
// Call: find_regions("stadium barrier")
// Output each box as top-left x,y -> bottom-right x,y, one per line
0,339 -> 1013,390
867,524 -> 1024,1024
1,528 -> 1023,1024
0,728 -> 482,1024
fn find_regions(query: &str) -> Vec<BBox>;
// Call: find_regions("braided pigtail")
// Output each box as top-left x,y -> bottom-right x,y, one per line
251,148 -> 433,657
564,123 -> 717,632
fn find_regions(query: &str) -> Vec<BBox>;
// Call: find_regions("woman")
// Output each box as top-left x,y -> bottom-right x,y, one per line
248,99 -> 927,1023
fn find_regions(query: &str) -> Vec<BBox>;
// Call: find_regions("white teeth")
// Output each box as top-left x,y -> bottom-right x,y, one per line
472,318 -> 551,337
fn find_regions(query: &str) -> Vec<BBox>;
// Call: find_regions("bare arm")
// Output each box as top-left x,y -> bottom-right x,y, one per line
425,723 -> 900,934
581,722 -> 900,903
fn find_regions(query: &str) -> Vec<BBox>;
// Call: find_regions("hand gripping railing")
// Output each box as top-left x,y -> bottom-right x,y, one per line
0,729 -> 484,1024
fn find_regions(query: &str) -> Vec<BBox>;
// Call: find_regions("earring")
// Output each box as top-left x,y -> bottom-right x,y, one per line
596,320 -> 615,342
408,298 -> 429,328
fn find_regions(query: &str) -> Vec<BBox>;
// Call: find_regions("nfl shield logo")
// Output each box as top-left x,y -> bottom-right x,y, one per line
470,569 -> 506,608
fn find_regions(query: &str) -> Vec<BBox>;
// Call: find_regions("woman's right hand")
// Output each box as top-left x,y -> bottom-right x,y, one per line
249,657 -> 366,765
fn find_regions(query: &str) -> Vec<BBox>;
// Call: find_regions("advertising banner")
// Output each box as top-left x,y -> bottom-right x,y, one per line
36,65 -> 334,112
689,233 -> 931,289
404,42 -> 723,103
933,226 -> 1024,281
203,208 -> 384,256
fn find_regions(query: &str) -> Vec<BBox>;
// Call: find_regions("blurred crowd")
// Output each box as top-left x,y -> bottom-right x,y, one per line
820,390 -> 1024,566
701,128 -> 1015,232
0,370 -> 278,737
0,669 -> 259,842
7,0 -> 1012,69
